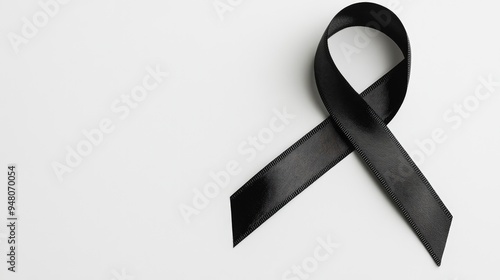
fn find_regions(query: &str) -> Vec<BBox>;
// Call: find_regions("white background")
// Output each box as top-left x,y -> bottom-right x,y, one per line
1,0 -> 499,279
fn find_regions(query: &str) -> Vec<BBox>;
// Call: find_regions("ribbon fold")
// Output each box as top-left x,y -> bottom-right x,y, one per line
230,2 -> 452,266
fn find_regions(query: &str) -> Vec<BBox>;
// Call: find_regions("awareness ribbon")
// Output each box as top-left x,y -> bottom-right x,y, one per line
230,2 -> 452,265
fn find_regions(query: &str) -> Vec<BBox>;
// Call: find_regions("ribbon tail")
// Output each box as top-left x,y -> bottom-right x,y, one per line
230,118 -> 352,246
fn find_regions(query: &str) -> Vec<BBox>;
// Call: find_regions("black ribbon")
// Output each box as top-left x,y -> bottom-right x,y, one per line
230,2 -> 452,266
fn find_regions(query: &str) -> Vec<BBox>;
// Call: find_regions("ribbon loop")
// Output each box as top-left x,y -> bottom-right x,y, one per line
231,2 -> 452,266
